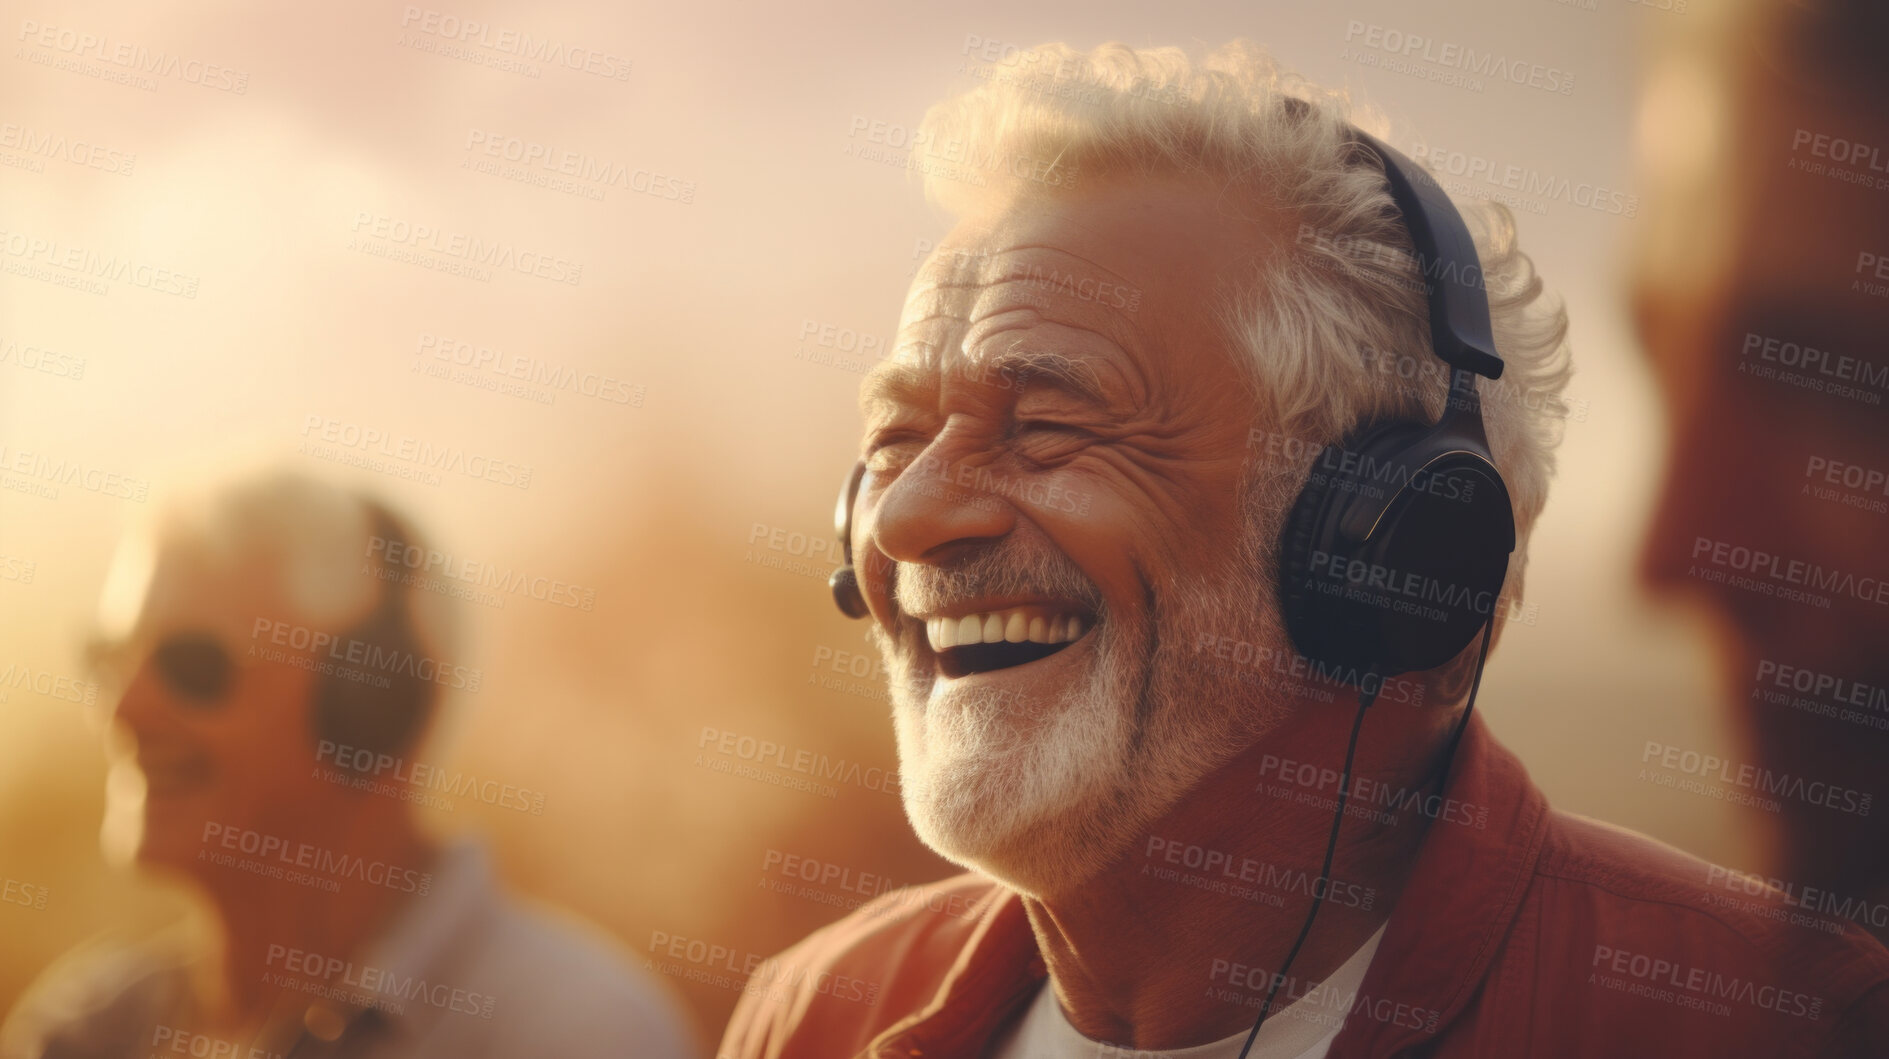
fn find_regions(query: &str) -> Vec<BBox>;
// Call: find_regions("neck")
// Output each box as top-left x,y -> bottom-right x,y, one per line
1019,683 -> 1460,1051
191,806 -> 435,1028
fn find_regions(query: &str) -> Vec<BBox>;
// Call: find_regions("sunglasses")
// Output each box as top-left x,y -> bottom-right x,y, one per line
84,630 -> 246,706
149,634 -> 235,703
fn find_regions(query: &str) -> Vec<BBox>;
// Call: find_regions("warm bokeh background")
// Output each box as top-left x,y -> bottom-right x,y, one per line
0,0 -> 1751,1047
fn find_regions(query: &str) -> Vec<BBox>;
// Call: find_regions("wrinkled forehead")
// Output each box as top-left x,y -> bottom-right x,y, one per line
898,236 -> 1147,355
876,174 -> 1281,398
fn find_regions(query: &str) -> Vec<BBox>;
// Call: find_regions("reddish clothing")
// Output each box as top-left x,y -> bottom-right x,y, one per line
719,715 -> 1889,1058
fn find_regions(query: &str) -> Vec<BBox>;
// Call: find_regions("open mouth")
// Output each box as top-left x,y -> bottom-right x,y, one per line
924,605 -> 1090,678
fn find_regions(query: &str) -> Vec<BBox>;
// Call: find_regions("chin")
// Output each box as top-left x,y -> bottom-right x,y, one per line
103,783 -> 217,879
103,810 -> 192,876
884,608 -> 1262,901
893,680 -> 1136,899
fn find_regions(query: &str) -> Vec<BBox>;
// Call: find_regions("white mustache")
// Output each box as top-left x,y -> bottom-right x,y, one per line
892,544 -> 1104,624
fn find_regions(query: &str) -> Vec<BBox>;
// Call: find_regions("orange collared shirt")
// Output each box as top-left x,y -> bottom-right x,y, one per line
719,715 -> 1889,1058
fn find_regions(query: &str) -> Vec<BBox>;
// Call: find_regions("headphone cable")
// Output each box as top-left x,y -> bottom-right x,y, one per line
1237,676 -> 1376,1059
1236,619 -> 1496,1058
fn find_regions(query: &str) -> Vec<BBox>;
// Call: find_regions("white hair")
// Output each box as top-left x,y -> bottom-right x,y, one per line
916,39 -> 1572,613
96,465 -> 459,726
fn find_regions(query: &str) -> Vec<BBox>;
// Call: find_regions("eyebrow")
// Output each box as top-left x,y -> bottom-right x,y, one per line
981,347 -> 1110,404
861,357 -> 933,415
861,345 -> 1113,417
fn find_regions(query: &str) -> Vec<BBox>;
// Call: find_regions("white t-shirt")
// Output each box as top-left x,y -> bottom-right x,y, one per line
987,925 -> 1386,1059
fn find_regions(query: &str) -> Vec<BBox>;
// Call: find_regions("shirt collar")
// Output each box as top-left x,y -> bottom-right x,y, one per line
1325,711 -> 1549,1055
297,839 -> 499,1047
864,711 -> 1548,1057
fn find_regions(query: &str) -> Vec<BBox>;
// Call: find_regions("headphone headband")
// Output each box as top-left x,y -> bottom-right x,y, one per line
1349,130 -> 1505,382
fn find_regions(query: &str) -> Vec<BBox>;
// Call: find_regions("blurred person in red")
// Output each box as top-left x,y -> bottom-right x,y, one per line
0,468 -> 695,1059
1635,0 -> 1889,944
720,40 -> 1889,1059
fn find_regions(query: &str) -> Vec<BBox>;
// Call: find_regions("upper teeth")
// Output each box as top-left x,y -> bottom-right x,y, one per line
926,609 -> 1087,651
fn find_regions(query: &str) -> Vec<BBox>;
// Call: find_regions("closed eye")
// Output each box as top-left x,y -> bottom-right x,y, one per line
1011,420 -> 1096,463
864,431 -> 929,474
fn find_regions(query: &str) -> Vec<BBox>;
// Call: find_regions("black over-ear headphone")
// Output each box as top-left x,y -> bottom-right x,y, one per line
309,501 -> 437,757
1275,131 -> 1514,679
827,130 -> 1514,681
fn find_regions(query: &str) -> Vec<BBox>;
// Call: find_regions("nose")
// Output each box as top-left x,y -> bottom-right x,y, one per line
108,658 -> 179,745
858,440 -> 1017,608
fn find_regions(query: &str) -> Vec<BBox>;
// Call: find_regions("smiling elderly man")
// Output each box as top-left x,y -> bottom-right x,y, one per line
720,41 -> 1889,1059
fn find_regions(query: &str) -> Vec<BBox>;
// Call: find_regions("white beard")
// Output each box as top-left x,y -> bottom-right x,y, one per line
872,530 -> 1294,899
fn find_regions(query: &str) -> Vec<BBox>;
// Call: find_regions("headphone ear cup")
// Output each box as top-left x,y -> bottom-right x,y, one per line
311,506 -> 437,759
1277,422 -> 1514,678
312,608 -> 434,758
1349,452 -> 1513,673
1278,422 -> 1427,673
